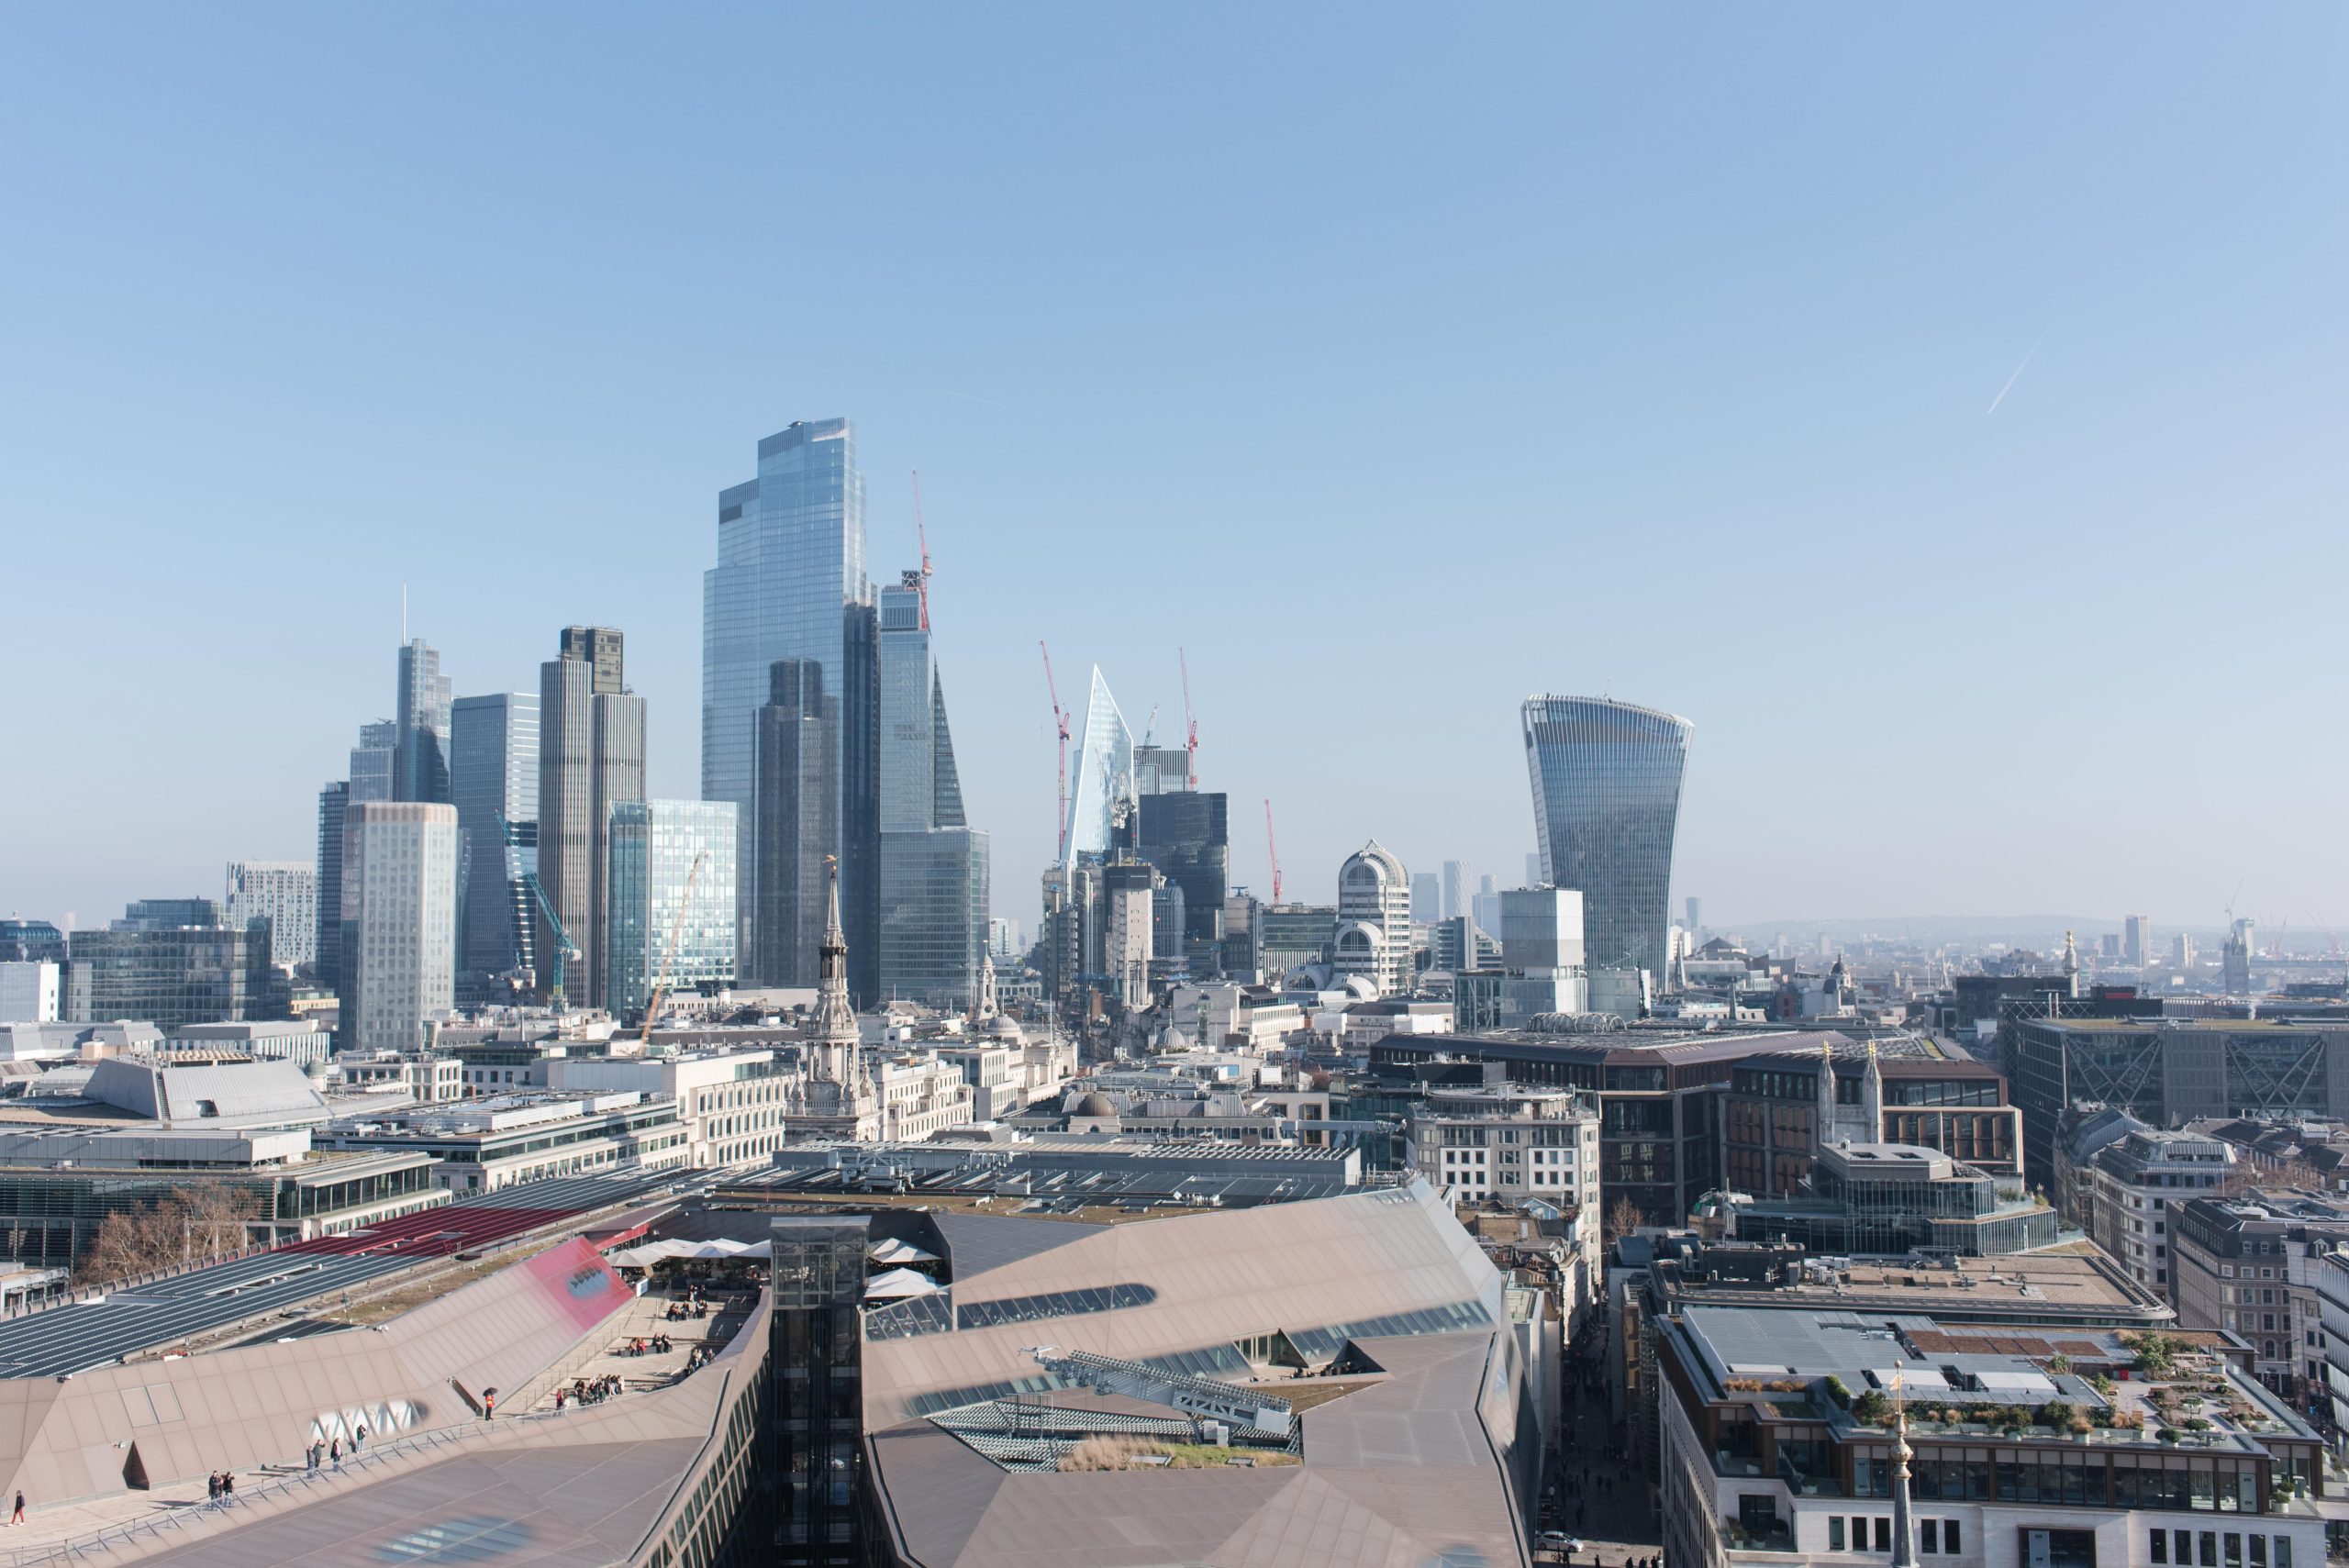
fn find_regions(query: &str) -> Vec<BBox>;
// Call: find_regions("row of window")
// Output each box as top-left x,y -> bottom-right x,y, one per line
1829,1516 -> 1959,1553
2152,1528 -> 2293,1567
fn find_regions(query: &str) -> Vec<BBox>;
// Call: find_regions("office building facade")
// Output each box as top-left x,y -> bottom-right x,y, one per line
314,782 -> 350,991
1333,841 -> 1413,996
340,801 -> 458,1054
393,638 -> 452,804
605,799 -> 740,1021
0,962 -> 61,1023
866,576 -> 991,1009
1442,859 -> 1474,923
753,658 -> 839,989
705,418 -> 871,986
538,627 -> 645,1009
66,917 -> 272,1032
450,691 -> 540,1000
0,921 -> 67,965
348,719 -> 396,805
1498,884 -> 1587,1022
223,861 -> 316,973
1522,694 -> 1692,976
1135,790 -> 1227,963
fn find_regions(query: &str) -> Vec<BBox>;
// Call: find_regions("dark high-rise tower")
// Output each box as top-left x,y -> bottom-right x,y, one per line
539,628 -> 644,1008
1521,695 -> 1692,976
450,692 -> 540,1002
753,659 -> 838,991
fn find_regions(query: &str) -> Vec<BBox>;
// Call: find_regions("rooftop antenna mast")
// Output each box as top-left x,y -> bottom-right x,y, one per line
911,471 -> 933,630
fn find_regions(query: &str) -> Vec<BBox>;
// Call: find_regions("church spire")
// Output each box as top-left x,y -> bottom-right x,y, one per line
1887,1368 -> 1919,1568
812,858 -> 860,1084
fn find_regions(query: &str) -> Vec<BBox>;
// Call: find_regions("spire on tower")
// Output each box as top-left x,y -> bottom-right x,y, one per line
1887,1367 -> 1919,1567
812,857 -> 860,1083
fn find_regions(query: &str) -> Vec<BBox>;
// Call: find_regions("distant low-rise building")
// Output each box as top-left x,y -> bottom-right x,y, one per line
2171,1190 -> 2349,1401
546,1048 -> 787,1169
316,1091 -> 688,1193
165,1019 -> 332,1070
1724,1141 -> 2057,1257
2084,1125 -> 2236,1294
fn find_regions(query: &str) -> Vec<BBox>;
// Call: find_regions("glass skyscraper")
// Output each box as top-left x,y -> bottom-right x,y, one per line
605,799 -> 739,1021
705,419 -> 869,984
450,691 -> 540,1000
1520,695 -> 1693,975
394,639 -> 452,804
873,576 -> 989,1008
1063,667 -> 1134,863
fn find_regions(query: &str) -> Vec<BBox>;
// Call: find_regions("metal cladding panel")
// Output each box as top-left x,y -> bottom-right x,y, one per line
863,1184 -> 1500,1429
0,1238 -> 631,1508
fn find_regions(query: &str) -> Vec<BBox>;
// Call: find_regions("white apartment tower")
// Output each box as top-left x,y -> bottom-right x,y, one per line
341,802 -> 458,1054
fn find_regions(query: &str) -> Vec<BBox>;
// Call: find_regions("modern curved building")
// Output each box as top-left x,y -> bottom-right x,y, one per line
1333,840 -> 1412,997
1521,695 -> 1692,975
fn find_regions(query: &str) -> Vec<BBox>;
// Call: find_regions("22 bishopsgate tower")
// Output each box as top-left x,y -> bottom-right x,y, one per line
1521,695 -> 1692,977
704,418 -> 989,1007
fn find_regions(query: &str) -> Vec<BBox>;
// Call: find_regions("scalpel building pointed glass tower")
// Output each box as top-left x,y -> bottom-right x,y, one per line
874,573 -> 988,1009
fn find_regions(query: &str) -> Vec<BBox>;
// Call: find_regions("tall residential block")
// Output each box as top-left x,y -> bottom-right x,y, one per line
339,802 -> 458,1052
450,691 -> 540,1000
224,861 -> 317,973
2125,913 -> 2152,967
1521,694 -> 1693,975
705,418 -> 871,987
606,799 -> 739,1021
393,638 -> 452,804
539,628 -> 645,1008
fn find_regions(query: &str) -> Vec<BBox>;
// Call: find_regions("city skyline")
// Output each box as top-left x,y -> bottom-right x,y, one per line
7,8 -> 2347,931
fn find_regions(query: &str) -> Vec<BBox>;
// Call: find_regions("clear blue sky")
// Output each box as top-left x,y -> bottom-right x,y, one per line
5,6 -> 2344,935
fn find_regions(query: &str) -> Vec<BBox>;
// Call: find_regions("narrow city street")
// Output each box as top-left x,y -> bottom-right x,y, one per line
1538,1328 -> 1663,1568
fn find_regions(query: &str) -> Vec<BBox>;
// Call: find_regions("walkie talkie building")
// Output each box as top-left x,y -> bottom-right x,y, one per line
1521,695 -> 1692,976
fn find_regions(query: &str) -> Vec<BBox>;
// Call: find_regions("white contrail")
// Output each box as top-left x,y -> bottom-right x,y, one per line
1987,339 -> 2042,415
944,389 -> 1023,412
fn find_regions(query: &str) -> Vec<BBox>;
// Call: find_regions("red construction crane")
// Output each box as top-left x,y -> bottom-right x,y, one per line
1178,647 -> 1198,790
1264,798 -> 1283,903
1041,641 -> 1071,862
911,470 -> 933,631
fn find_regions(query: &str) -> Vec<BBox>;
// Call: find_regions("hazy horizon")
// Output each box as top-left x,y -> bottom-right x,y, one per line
6,6 -> 2345,935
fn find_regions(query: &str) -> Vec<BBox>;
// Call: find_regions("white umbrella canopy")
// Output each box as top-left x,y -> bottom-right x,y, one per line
866,1238 -> 941,1266
863,1267 -> 942,1299
607,1238 -> 773,1267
